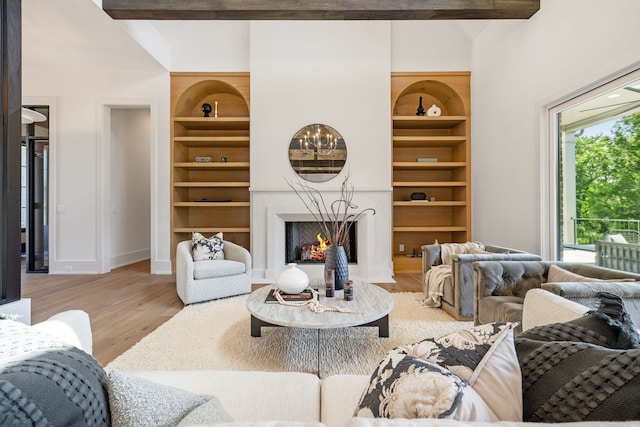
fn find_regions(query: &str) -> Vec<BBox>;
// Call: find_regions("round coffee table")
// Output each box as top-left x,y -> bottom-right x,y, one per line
246,281 -> 394,337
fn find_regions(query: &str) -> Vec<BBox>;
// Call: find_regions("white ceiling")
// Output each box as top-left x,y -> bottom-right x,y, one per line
25,1 -> 635,131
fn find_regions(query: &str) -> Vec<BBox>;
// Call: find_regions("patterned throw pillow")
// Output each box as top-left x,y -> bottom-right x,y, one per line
108,371 -> 233,427
354,322 -> 521,422
516,292 -> 640,422
192,232 -> 224,261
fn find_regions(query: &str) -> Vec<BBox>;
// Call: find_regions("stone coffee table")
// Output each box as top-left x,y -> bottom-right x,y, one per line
246,281 -> 394,338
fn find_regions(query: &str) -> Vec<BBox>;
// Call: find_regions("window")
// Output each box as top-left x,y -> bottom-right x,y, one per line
551,71 -> 640,264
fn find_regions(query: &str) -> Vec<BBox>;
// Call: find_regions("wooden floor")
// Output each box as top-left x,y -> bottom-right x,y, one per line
21,261 -> 422,366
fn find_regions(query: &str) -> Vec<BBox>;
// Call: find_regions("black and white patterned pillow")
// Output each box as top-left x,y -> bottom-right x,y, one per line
355,322 -> 521,422
192,232 -> 224,261
355,354 -> 468,418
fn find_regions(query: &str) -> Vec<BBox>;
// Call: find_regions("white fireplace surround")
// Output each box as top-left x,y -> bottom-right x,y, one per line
251,190 -> 394,284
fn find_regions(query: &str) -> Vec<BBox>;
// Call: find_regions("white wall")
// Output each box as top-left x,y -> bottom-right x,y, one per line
22,0 -> 171,274
250,21 -> 392,191
110,108 -> 151,268
249,21 -> 394,281
471,0 -> 640,256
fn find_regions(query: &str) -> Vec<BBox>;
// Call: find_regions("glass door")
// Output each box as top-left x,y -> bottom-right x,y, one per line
23,106 -> 49,273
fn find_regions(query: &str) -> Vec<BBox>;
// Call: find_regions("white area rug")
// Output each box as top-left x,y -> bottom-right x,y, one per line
106,292 -> 472,378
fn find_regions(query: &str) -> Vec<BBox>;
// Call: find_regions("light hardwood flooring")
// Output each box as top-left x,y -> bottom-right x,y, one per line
21,261 -> 422,366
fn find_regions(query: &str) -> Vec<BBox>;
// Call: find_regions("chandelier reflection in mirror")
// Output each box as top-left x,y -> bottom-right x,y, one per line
299,123 -> 339,155
289,123 -> 347,183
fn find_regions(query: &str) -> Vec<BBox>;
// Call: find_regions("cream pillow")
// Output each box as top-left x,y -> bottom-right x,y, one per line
547,265 -> 600,282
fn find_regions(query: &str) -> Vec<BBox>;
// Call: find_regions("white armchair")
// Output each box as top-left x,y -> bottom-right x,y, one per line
176,240 -> 252,305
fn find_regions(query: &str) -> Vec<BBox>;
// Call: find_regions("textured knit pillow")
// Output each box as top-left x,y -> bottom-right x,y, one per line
108,371 -> 233,427
0,319 -> 110,427
516,292 -> 640,422
516,339 -> 640,422
355,322 -> 520,422
518,292 -> 640,349
192,232 -> 224,261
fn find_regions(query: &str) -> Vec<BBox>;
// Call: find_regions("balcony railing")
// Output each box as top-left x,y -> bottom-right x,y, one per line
570,218 -> 640,245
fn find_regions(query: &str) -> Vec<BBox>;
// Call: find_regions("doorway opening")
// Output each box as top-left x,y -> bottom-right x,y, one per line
22,106 -> 49,273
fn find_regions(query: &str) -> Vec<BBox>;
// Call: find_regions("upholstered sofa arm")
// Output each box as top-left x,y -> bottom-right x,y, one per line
31,310 -> 93,355
176,240 -> 194,304
224,240 -> 252,273
421,244 -> 442,270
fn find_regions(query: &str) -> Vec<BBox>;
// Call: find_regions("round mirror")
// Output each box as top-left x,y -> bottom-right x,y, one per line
288,123 -> 347,182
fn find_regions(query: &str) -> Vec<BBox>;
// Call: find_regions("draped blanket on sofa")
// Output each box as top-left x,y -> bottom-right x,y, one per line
423,241 -> 485,307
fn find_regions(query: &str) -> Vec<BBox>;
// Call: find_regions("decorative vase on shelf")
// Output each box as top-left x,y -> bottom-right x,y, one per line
416,96 -> 425,116
325,246 -> 348,291
427,104 -> 442,117
276,263 -> 309,294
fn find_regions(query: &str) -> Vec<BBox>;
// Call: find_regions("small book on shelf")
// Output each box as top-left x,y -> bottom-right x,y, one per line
264,288 -> 315,304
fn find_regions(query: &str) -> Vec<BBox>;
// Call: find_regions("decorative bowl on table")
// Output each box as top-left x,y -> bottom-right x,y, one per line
276,263 -> 309,294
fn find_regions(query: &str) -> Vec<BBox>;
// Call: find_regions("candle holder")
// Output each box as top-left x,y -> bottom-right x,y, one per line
325,269 -> 335,298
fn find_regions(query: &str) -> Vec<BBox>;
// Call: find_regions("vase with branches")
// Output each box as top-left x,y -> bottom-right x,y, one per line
287,174 -> 375,289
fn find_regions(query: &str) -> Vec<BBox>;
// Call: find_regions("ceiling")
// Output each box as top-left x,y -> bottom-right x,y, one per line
560,79 -> 640,133
27,0 -> 633,132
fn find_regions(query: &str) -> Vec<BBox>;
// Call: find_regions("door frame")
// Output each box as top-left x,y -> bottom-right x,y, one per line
97,100 -> 157,274
22,97 -> 57,274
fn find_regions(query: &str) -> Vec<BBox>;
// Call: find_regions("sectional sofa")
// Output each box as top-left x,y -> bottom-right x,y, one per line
2,290 -> 640,426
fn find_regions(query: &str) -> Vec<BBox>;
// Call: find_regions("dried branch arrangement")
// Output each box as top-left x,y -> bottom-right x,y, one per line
287,174 -> 376,247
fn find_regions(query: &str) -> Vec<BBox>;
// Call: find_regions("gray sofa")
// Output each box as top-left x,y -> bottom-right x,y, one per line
473,260 -> 640,333
421,243 -> 540,320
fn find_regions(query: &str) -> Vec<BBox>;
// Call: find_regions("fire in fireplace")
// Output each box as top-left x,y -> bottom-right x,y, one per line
285,221 -> 357,264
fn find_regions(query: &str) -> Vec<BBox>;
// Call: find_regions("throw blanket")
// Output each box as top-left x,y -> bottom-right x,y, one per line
423,264 -> 452,307
423,241 -> 485,307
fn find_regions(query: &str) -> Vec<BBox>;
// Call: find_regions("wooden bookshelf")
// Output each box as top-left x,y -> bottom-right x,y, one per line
391,72 -> 471,272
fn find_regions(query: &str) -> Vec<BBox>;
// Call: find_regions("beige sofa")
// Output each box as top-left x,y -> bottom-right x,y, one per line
473,260 -> 640,333
4,296 -> 640,427
421,243 -> 541,320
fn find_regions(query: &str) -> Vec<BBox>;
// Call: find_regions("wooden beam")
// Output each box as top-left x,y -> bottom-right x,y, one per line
102,0 -> 540,20
0,0 -> 23,304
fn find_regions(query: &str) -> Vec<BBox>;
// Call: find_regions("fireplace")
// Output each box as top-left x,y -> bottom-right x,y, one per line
285,221 -> 357,264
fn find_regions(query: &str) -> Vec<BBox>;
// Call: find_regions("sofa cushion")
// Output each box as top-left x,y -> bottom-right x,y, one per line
108,371 -> 233,426
477,296 -> 524,333
193,260 -> 246,280
192,232 -> 225,261
355,323 -> 521,422
0,318 -> 109,427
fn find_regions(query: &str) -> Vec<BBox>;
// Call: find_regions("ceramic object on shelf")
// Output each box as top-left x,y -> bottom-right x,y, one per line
427,104 -> 442,117
416,96 -> 425,116
276,263 -> 309,294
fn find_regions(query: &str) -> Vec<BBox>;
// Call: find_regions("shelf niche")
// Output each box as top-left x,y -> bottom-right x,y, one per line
171,73 -> 251,268
391,72 -> 471,272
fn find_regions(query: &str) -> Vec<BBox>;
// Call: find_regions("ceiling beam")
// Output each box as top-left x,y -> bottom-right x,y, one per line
102,0 -> 540,20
